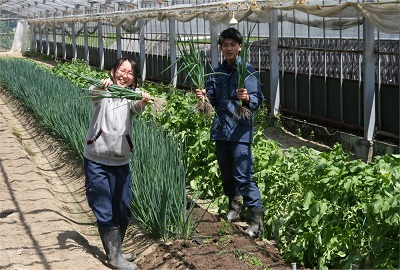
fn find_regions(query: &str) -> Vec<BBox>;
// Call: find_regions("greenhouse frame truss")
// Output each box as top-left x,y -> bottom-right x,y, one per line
1,0 -> 399,157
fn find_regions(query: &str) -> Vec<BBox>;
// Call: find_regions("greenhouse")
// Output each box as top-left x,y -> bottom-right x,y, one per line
0,1 -> 399,269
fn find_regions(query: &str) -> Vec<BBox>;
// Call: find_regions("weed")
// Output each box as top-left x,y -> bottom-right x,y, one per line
217,235 -> 231,248
310,130 -> 315,140
22,143 -> 35,157
11,125 -> 21,140
296,128 -> 302,137
217,220 -> 231,236
233,248 -> 263,267
272,113 -> 283,129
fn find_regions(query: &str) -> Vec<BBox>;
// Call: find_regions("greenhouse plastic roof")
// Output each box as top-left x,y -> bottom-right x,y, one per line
0,0 -> 164,19
1,0 -> 400,33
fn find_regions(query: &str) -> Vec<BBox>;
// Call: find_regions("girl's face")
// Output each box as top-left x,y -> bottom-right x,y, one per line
111,60 -> 135,88
220,38 -> 242,65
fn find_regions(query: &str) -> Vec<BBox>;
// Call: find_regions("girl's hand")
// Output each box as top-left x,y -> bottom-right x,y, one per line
237,88 -> 250,103
139,91 -> 151,107
99,78 -> 113,91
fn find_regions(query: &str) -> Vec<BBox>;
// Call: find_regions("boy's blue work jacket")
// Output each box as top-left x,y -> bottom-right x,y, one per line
205,57 -> 264,143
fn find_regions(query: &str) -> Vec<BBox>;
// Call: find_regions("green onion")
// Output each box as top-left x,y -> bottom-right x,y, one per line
65,68 -> 166,115
130,118 -> 199,240
234,24 -> 258,121
169,34 -> 214,116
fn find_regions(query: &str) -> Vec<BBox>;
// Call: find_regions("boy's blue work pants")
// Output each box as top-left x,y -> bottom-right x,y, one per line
215,141 -> 263,209
84,158 -> 132,228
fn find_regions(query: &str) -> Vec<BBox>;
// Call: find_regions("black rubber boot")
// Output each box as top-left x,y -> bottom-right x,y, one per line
120,225 -> 136,262
98,227 -> 138,270
225,196 -> 243,222
245,208 -> 265,239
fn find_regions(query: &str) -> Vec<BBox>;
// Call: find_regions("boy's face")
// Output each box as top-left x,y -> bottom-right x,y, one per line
220,38 -> 242,64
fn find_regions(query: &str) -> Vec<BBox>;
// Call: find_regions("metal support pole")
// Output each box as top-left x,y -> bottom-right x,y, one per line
39,25 -> 43,53
210,26 -> 219,69
98,20 -> 104,70
169,18 -> 177,87
139,19 -> 146,81
61,22 -> 66,60
71,23 -> 77,60
45,24 -> 50,56
116,25 -> 122,59
84,22 -> 89,63
52,22 -> 57,60
31,23 -> 36,52
363,18 -> 376,140
269,9 -> 280,116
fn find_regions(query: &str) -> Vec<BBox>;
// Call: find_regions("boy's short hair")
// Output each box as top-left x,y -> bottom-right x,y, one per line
218,28 -> 243,45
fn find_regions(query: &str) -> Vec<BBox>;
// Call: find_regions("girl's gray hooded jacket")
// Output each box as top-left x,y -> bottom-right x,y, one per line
83,92 -> 144,166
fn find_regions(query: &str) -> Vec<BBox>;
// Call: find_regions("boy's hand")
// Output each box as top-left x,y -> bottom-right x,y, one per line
195,89 -> 207,100
237,88 -> 250,103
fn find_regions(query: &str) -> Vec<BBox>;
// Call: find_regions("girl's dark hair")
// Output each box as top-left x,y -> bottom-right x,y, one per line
218,28 -> 243,46
111,57 -> 139,89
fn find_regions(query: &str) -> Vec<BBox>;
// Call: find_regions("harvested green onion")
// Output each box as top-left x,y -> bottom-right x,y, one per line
170,34 -> 214,116
65,69 -> 166,115
234,25 -> 258,121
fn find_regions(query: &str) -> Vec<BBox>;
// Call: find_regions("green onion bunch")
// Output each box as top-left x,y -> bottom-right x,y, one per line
234,24 -> 257,121
66,69 -> 166,115
172,34 -> 214,116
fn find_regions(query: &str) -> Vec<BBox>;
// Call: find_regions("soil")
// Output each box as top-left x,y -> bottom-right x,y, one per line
0,52 -> 326,270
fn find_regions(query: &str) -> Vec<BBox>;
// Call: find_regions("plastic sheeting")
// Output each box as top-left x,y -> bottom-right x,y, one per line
10,20 -> 29,53
26,1 -> 400,34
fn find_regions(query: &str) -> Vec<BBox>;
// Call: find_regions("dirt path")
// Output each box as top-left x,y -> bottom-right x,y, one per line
0,88 -> 109,269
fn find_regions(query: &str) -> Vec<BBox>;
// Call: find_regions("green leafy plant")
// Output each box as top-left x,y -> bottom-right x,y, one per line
233,248 -> 262,266
217,220 -> 232,236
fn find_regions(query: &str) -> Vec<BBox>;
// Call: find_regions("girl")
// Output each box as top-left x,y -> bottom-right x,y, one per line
84,58 -> 150,270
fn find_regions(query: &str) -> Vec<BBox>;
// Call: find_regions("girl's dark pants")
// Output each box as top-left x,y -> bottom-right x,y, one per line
84,158 -> 132,229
